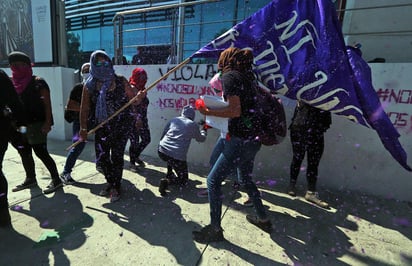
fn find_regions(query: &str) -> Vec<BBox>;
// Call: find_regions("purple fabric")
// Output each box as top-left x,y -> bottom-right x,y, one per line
192,0 -> 411,171
346,47 -> 411,171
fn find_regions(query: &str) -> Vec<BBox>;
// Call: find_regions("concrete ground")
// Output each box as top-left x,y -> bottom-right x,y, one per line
1,139 -> 411,266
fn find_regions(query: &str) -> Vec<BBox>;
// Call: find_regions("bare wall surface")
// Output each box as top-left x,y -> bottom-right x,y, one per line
342,0 -> 412,62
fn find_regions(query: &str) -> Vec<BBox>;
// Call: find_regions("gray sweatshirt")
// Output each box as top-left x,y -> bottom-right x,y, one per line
158,105 -> 207,161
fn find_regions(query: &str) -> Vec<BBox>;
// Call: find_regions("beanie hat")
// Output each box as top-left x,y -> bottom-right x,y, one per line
8,51 -> 31,65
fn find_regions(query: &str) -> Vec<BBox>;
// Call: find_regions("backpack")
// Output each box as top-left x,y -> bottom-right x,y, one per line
64,83 -> 83,123
251,85 -> 287,145
290,101 -> 331,133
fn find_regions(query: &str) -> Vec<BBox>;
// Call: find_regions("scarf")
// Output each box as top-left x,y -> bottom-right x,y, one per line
11,65 -> 33,95
86,50 -> 115,123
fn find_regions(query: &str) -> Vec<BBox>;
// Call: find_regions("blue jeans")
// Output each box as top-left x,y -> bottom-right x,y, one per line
209,137 -> 239,182
63,120 -> 86,174
207,136 -> 267,227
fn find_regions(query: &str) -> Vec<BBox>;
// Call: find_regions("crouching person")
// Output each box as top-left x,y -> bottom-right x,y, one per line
158,105 -> 207,196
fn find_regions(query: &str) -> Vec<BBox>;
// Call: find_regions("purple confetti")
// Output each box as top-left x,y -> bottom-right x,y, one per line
393,217 -> 411,227
12,205 -> 23,211
41,220 -> 50,228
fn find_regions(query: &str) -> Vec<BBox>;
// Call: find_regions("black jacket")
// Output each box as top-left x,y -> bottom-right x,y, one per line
0,70 -> 25,134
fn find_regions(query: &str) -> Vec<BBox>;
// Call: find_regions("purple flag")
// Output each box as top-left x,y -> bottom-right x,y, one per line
346,47 -> 412,171
191,0 -> 411,171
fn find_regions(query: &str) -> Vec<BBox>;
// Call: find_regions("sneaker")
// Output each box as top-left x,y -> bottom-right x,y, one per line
192,224 -> 224,243
136,158 -> 146,167
110,188 -> 121,203
246,215 -> 272,233
305,191 -> 329,208
243,197 -> 253,207
159,178 -> 168,196
129,163 -> 138,172
287,184 -> 296,197
196,189 -> 208,198
12,179 -> 37,192
43,180 -> 63,194
59,173 -> 76,185
99,183 -> 113,197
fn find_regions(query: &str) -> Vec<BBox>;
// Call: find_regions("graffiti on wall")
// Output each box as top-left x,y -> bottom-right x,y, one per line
155,64 -> 220,109
377,88 -> 412,132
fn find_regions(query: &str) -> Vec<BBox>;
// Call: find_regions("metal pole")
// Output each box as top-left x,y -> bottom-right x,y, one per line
177,1 -> 185,63
118,15 -> 124,64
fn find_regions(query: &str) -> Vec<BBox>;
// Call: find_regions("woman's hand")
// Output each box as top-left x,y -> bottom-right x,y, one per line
197,105 -> 209,116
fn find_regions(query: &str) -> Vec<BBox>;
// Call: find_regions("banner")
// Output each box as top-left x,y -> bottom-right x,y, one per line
191,0 -> 411,171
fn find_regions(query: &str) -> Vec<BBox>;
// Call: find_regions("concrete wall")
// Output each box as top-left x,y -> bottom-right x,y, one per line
342,0 -> 412,63
2,63 -> 411,201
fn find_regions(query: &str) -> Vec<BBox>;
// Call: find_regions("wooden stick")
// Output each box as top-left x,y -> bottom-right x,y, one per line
66,58 -> 191,150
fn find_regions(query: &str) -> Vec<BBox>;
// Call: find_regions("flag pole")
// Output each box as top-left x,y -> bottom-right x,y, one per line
66,57 -> 192,150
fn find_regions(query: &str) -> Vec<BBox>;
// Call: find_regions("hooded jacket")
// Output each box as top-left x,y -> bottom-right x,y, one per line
158,106 -> 206,161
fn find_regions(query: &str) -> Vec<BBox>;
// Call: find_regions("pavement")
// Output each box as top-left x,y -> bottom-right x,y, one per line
1,138 -> 412,266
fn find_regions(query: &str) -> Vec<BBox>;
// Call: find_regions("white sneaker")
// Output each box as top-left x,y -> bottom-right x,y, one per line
305,191 -> 329,208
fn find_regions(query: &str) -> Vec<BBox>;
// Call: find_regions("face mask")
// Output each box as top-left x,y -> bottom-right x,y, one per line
81,72 -> 90,82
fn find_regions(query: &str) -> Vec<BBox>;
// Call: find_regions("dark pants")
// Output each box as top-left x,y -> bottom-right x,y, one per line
95,124 -> 130,188
9,132 -> 59,183
158,151 -> 188,184
0,138 -> 11,226
0,133 -> 9,211
0,125 -> 15,225
290,129 -> 325,191
129,123 -> 151,164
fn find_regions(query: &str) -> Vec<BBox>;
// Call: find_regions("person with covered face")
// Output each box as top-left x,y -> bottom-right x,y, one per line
8,51 -> 62,195
0,69 -> 26,227
60,62 -> 91,185
128,67 -> 151,171
193,47 -> 272,243
157,105 -> 207,196
79,50 -> 146,202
